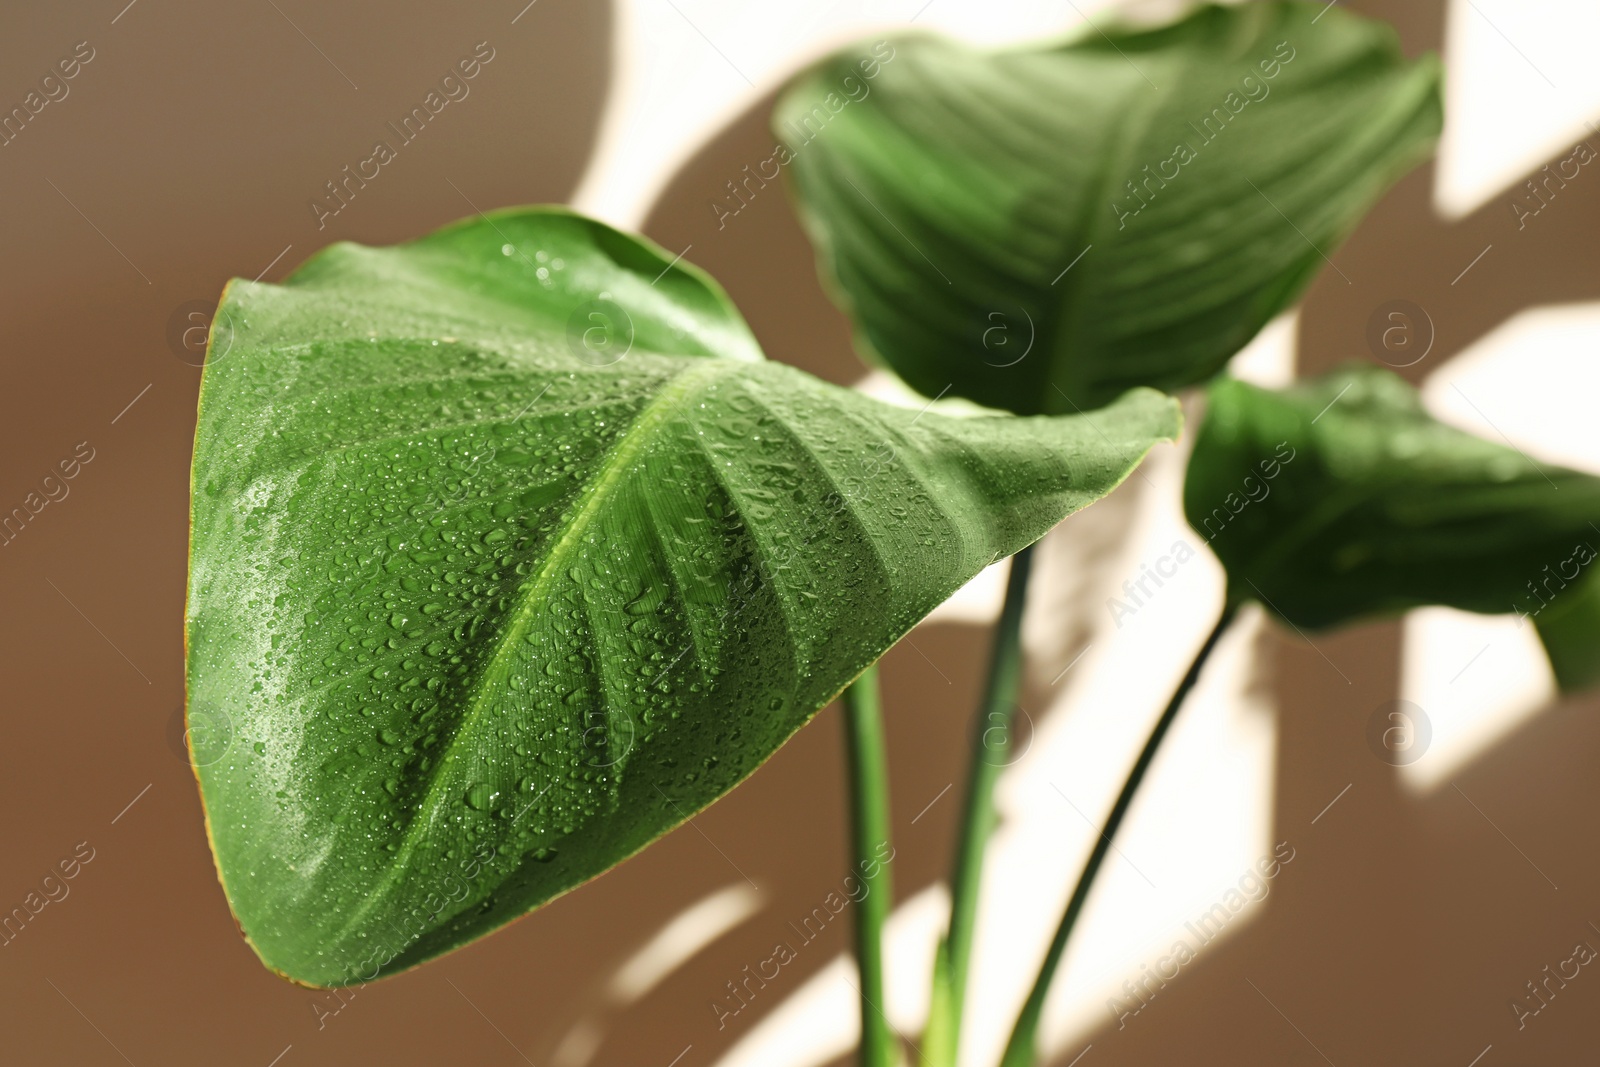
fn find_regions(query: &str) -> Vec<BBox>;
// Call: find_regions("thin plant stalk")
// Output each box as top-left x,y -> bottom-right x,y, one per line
842,664 -> 898,1067
997,600 -> 1241,1067
921,545 -> 1035,1067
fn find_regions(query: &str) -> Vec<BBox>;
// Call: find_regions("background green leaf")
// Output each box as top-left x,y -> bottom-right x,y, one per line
187,206 -> 1180,986
776,1 -> 1441,413
1185,365 -> 1600,691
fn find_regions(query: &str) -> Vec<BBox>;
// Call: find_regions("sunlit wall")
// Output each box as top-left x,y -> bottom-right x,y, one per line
556,2 -> 1600,1064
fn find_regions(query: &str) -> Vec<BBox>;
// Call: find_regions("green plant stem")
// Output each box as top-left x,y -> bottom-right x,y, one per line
922,545 -> 1035,1067
842,664 -> 898,1067
997,600 -> 1241,1067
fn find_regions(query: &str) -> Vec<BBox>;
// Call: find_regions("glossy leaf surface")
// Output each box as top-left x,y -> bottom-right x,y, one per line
1186,366 -> 1600,691
186,207 -> 1180,985
776,2 -> 1441,412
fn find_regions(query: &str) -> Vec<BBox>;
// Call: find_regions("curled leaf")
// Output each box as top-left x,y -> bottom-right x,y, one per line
187,207 -> 1180,984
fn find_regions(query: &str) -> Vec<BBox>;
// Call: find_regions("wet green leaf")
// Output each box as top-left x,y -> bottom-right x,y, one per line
776,2 -> 1441,412
187,206 -> 1180,985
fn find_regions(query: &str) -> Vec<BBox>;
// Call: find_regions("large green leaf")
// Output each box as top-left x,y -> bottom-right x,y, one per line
186,206 -> 1180,986
776,2 -> 1441,413
1186,366 -> 1600,691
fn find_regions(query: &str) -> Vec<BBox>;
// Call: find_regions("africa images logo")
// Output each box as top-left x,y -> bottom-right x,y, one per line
1366,699 -> 1431,767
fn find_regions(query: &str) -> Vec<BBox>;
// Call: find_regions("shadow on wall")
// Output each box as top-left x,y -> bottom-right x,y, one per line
619,1 -> 1600,1065
0,2 -> 619,1065
1056,0 -> 1600,1063
7,0 -> 1600,1062
642,85 -> 866,390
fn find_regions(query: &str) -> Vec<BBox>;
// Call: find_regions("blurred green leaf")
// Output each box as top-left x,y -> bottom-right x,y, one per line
776,1 -> 1441,412
1186,365 -> 1600,691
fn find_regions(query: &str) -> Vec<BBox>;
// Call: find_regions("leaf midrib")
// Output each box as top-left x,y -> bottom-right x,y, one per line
1044,42 -> 1190,407
324,357 -> 739,951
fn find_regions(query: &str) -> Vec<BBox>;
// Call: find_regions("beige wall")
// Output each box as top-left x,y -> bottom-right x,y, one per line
2,1 -> 1597,1064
